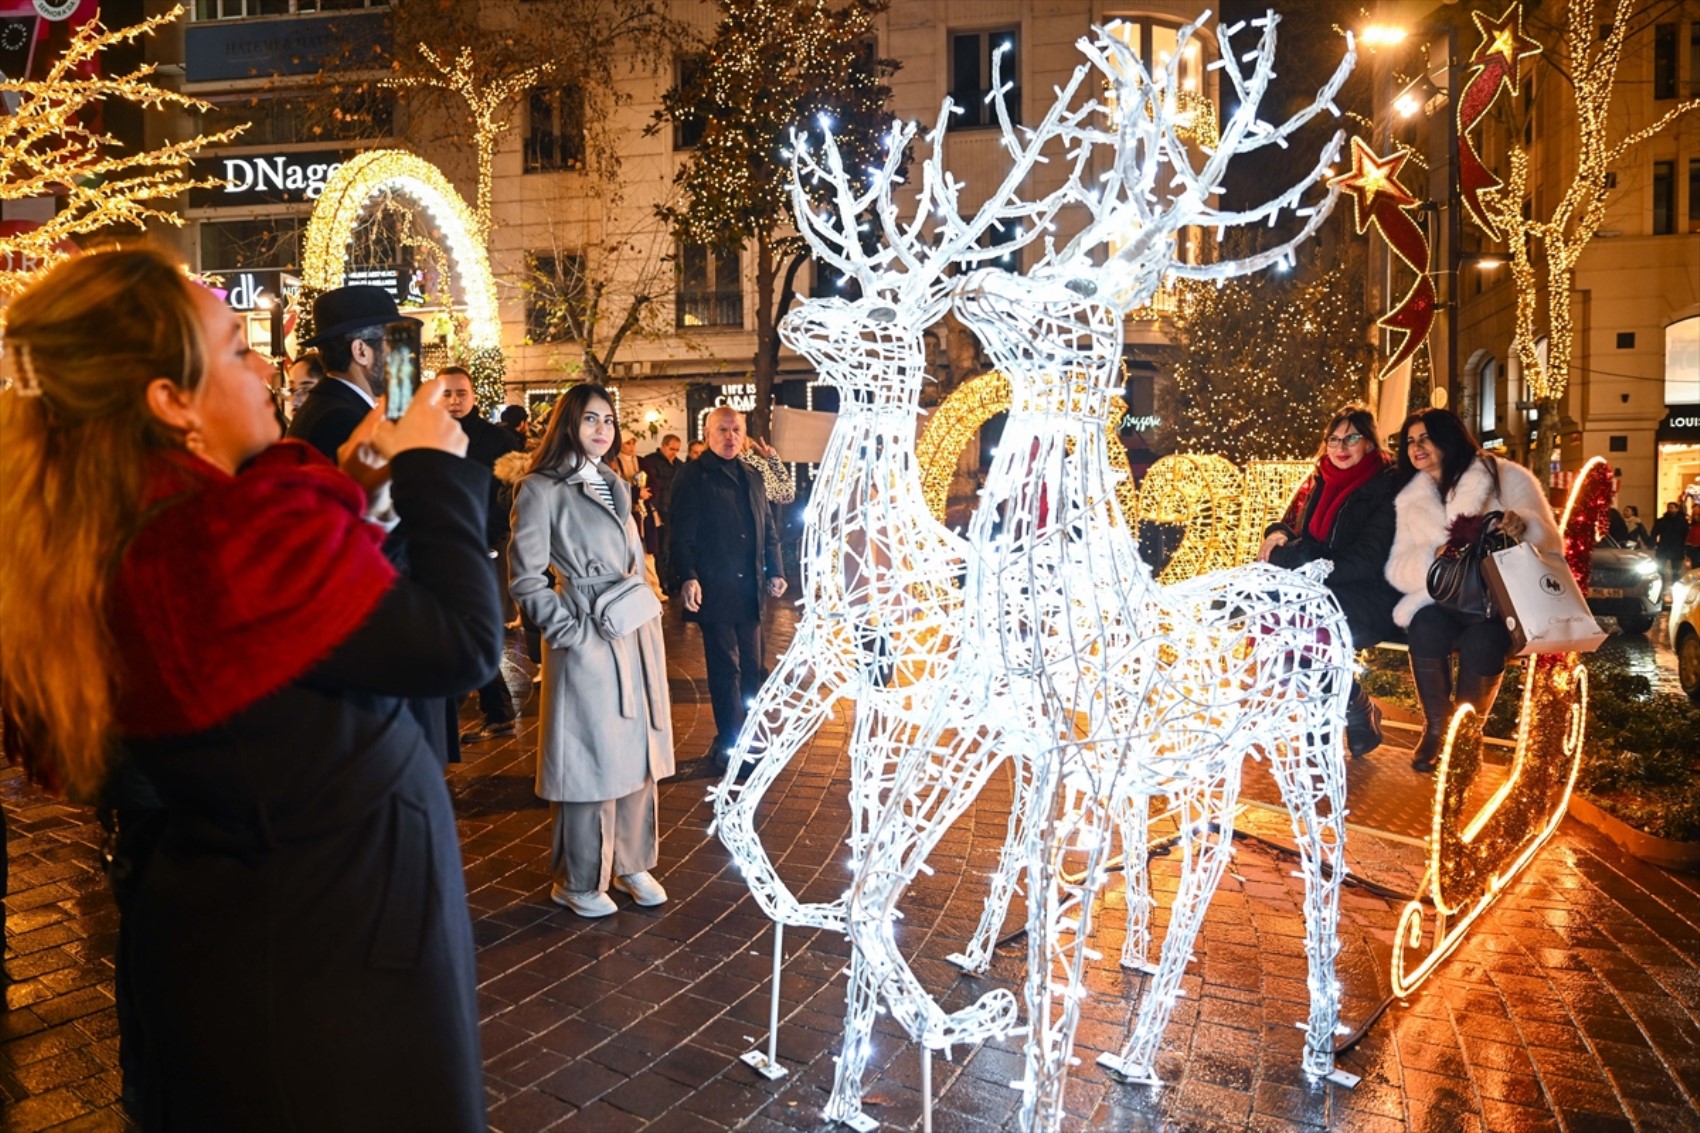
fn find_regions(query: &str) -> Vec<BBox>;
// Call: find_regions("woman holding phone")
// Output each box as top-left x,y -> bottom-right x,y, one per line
0,247 -> 499,1130
509,384 -> 675,918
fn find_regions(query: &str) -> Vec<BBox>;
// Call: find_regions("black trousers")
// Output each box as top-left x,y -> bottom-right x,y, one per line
1407,603 -> 1513,677
475,554 -> 515,725
700,620 -> 763,756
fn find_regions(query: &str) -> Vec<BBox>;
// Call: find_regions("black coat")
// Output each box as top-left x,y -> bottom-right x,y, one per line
121,451 -> 501,1132
457,411 -> 525,546
287,376 -> 373,460
1267,464 -> 1401,648
1654,512 -> 1690,558
669,451 -> 782,624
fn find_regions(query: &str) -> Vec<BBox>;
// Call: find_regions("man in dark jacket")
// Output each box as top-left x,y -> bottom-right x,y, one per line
640,433 -> 684,592
670,408 -> 786,773
1654,500 -> 1690,595
287,286 -> 419,459
440,366 -> 525,743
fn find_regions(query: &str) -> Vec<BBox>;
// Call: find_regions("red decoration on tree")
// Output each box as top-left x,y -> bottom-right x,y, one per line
1457,4 -> 1542,238
1329,137 -> 1436,382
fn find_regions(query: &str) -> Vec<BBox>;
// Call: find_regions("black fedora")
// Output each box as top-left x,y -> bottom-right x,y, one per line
302,285 -> 420,347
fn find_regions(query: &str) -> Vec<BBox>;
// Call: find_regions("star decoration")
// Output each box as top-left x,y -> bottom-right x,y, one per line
1328,137 -> 1417,229
1468,4 -> 1542,91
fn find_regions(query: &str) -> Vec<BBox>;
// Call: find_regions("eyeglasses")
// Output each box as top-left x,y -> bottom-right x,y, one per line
1325,433 -> 1365,449
1405,433 -> 1433,448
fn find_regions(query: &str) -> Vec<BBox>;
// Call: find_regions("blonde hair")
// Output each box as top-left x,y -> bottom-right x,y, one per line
0,247 -> 207,799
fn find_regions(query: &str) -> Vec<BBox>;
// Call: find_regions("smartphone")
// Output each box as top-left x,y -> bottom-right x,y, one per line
382,319 -> 421,420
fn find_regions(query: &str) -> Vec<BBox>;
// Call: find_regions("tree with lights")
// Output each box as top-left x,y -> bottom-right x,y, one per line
0,7 -> 242,294
1465,1 -> 1700,476
655,0 -> 896,438
1156,240 -> 1378,463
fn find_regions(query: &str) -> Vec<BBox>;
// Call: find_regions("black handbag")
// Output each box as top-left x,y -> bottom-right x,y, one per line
1426,510 -> 1515,622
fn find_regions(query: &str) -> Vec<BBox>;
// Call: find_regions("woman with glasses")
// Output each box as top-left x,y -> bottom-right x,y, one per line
1258,405 -> 1401,756
1384,407 -> 1562,772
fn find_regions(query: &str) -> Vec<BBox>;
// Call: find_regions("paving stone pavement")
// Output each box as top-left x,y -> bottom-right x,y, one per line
4,604 -> 1700,1132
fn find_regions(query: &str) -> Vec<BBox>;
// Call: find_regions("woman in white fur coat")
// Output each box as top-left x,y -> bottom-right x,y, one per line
1384,408 -> 1562,772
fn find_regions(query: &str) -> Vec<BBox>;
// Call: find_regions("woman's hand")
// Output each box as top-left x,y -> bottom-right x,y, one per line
371,379 -> 468,460
1257,532 -> 1288,562
747,436 -> 778,460
1498,510 -> 1528,541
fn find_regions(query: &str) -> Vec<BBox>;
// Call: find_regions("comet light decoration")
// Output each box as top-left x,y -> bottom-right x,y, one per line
1389,456 -> 1608,998
705,59 -> 1099,1106
1455,4 -> 1541,239
839,13 -> 1359,1131
1328,137 -> 1435,383
303,149 -> 505,402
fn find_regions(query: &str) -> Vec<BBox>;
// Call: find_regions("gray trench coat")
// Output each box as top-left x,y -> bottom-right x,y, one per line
509,461 -> 675,803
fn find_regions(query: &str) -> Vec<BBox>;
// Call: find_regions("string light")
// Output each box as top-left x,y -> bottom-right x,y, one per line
302,149 -> 505,404
1389,457 -> 1610,997
0,5 -> 245,294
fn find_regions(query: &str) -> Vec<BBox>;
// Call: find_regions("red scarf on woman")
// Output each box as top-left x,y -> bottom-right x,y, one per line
1305,451 -> 1386,543
108,442 -> 397,737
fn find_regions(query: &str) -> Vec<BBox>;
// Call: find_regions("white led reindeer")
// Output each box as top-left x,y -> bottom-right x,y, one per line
706,72 -> 1094,1106
845,13 -> 1358,1132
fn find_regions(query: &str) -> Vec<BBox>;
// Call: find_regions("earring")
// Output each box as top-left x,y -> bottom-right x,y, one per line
184,421 -> 207,455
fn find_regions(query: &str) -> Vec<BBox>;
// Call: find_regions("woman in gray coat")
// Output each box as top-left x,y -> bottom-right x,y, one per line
509,384 -> 675,917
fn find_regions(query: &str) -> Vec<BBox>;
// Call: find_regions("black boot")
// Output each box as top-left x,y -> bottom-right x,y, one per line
1409,656 -> 1453,774
1454,669 -> 1505,723
1345,679 -> 1383,757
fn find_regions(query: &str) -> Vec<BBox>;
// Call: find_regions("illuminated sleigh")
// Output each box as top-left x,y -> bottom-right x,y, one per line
1390,455 -> 1609,996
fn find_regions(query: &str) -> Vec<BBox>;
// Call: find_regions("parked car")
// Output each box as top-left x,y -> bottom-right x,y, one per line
1586,537 -> 1663,635
1670,568 -> 1700,702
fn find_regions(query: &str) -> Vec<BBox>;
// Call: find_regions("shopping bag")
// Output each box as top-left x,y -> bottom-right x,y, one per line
1482,542 -> 1607,656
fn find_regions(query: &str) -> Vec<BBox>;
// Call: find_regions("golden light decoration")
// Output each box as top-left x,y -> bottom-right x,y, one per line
1389,456 -> 1611,998
1236,460 -> 1314,564
1138,453 -> 1245,582
916,372 -> 1139,525
0,5 -> 245,294
302,149 -> 501,354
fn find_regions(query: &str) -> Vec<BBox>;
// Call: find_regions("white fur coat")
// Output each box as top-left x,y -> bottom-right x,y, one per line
1384,456 -> 1563,627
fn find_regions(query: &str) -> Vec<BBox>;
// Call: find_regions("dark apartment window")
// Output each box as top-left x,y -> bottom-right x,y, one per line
978,220 -> 1021,274
1691,23 -> 1700,97
1654,160 -> 1675,234
524,253 -> 586,343
676,244 -> 742,328
1690,158 -> 1700,233
198,91 -> 393,146
1609,435 -> 1629,452
194,0 -> 386,18
1616,332 -> 1637,349
811,258 -> 856,300
1654,24 -> 1678,99
673,56 -> 706,150
198,217 -> 305,272
525,87 -> 584,173
950,29 -> 1020,128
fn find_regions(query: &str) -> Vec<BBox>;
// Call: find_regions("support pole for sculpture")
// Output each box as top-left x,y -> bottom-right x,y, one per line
740,923 -> 789,1080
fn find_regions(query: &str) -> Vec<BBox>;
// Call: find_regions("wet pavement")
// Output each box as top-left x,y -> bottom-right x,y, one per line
4,605 -> 1700,1131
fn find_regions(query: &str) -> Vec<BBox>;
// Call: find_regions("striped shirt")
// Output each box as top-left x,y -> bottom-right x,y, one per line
571,462 -> 617,514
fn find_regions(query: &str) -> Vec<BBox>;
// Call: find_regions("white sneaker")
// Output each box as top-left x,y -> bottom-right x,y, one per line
550,886 -> 616,917
611,871 -> 668,907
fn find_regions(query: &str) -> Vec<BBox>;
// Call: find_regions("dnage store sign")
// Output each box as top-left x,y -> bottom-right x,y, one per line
190,151 -> 349,209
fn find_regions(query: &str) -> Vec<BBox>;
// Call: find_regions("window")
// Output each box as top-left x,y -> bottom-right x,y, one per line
197,91 -> 394,146
950,29 -> 1020,128
676,244 -> 742,328
1478,356 -> 1497,434
1668,315 -> 1700,405
1691,23 -> 1700,98
1654,160 -> 1675,234
524,253 -> 586,343
1609,435 -> 1629,452
673,55 -> 706,150
198,217 -> 305,272
1617,332 -> 1637,349
811,258 -> 856,300
525,86 -> 584,173
1690,158 -> 1700,233
193,0 -> 385,18
978,220 -> 1021,275
1654,24 -> 1677,100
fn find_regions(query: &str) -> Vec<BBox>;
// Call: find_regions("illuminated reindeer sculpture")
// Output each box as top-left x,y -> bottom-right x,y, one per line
706,68 -> 1095,1103
843,14 -> 1358,1131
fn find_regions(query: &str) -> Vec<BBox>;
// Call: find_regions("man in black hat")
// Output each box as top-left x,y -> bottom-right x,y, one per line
288,285 -> 422,459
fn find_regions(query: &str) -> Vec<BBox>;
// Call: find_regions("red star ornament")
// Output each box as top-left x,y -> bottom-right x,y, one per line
1328,137 -> 1418,232
1467,5 -> 1542,99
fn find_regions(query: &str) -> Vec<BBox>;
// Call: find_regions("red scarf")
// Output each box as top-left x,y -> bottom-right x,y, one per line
1305,451 -> 1386,543
108,442 -> 397,737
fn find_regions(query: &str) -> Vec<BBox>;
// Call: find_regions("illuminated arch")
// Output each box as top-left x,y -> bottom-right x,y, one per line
918,371 -> 1139,522
302,149 -> 500,350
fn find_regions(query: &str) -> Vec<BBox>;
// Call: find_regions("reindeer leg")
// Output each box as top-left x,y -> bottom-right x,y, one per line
948,752 -> 1031,973
1118,791 -> 1158,973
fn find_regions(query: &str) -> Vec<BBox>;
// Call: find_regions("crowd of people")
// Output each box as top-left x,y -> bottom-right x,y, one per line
1,246 -> 1690,1129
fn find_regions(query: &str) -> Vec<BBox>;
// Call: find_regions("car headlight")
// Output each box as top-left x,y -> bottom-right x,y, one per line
1632,558 -> 1659,576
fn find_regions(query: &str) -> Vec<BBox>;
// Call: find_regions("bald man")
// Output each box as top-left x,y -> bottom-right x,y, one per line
668,407 -> 787,773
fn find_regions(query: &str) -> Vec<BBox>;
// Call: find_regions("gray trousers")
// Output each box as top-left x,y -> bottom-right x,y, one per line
550,778 -> 658,894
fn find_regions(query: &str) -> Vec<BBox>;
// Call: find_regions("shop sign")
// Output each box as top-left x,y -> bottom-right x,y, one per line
32,0 -> 80,19
714,382 -> 759,413
1656,407 -> 1700,443
215,269 -> 299,313
184,9 -> 391,84
190,150 -> 350,208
